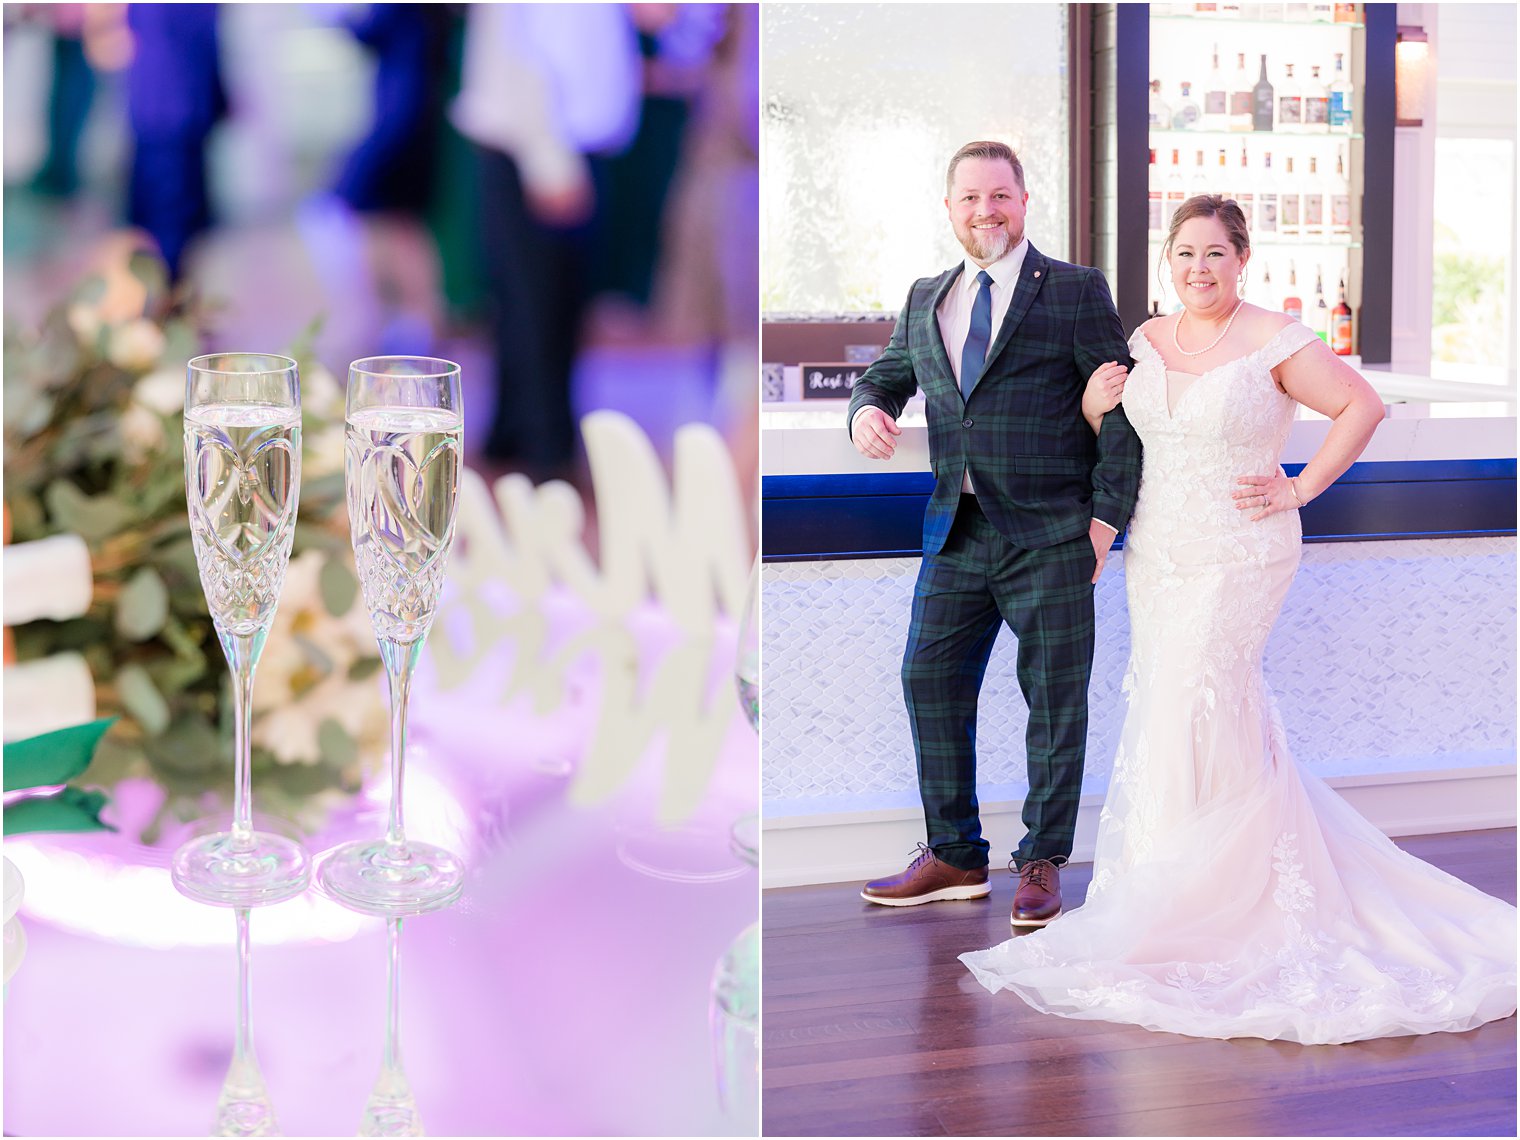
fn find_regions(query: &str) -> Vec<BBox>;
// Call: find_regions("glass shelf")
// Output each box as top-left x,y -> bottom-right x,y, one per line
1151,16 -> 1364,30
1150,129 -> 1363,141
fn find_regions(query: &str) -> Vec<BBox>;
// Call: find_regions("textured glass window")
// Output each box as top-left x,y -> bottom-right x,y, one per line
763,4 -> 1070,316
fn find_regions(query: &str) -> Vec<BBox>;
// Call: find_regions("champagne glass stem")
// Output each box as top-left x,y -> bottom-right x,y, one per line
220,631 -> 265,848
384,918 -> 403,1072
378,639 -> 424,857
234,907 -> 254,1064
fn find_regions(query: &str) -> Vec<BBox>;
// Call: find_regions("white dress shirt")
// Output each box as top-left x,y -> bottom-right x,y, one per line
853,238 -> 1118,533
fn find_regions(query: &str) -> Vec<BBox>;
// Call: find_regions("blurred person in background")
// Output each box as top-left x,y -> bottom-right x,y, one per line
298,3 -> 454,361
27,4 -> 96,199
646,2 -> 759,520
450,2 -> 642,484
123,2 -> 226,283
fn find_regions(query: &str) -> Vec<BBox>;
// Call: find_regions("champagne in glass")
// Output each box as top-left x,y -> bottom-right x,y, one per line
172,353 -> 309,907
316,357 -> 464,915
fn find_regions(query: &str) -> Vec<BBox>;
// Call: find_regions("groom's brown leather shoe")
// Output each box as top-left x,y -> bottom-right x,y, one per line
861,843 -> 990,907
1011,858 -> 1063,926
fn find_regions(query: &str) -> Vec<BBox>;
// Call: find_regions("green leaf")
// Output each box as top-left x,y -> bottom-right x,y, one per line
3,717 -> 118,791
143,712 -> 223,778
317,718 -> 359,769
348,657 -> 382,682
116,565 -> 170,641
127,251 -> 169,310
44,480 -> 135,541
73,275 -> 107,306
3,787 -> 116,835
319,556 -> 358,616
117,663 -> 171,735
160,318 -> 199,369
302,473 -> 345,505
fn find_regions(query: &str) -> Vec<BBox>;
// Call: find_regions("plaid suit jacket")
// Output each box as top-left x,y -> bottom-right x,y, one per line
846,243 -> 1143,556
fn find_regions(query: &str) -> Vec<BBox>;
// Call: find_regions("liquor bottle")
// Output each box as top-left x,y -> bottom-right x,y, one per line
1310,265 -> 1329,342
1172,81 -> 1202,130
1231,53 -> 1255,131
1149,79 -> 1172,130
1189,149 -> 1210,198
1277,63 -> 1304,133
1259,1 -> 1286,17
1328,52 -> 1354,131
1282,260 -> 1303,321
1303,156 -> 1324,237
1235,144 -> 1254,227
1194,2 -> 1219,14
1202,45 -> 1230,130
1304,65 -> 1330,132
1331,276 -> 1354,354
1220,0 -> 1242,16
1259,262 -> 1275,311
1334,2 -> 1358,22
1164,148 -> 1187,229
1310,0 -> 1334,20
1330,148 -> 1352,237
1252,54 -> 1276,131
1279,156 -> 1300,236
1256,151 -> 1279,234
1216,147 -> 1231,201
1149,149 -> 1163,237
1286,1 -> 1310,20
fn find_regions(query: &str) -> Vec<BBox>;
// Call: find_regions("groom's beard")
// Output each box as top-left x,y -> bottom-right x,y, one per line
957,219 -> 1015,264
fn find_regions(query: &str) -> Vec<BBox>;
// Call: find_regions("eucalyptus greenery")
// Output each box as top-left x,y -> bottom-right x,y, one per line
3,248 -> 381,843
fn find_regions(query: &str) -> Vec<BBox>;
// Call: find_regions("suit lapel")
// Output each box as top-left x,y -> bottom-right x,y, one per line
924,265 -> 962,393
984,243 -> 1049,376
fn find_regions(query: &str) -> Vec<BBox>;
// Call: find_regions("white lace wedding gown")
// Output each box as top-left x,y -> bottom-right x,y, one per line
960,322 -> 1517,1044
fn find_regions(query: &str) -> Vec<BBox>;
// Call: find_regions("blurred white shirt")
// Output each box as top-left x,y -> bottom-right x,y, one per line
450,4 -> 641,196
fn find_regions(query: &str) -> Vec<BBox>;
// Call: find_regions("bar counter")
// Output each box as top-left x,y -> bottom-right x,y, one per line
759,377 -> 1517,888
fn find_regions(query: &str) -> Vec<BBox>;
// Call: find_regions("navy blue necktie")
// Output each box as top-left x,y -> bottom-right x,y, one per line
959,269 -> 994,399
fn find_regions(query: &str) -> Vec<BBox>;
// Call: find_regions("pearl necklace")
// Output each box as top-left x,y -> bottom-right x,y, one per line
1172,298 -> 1244,358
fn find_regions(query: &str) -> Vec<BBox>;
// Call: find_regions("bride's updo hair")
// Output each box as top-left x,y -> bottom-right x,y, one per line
1163,194 -> 1251,259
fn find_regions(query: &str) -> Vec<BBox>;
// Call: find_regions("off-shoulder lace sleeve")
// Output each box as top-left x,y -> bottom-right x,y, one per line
1127,326 -> 1154,361
1258,321 -> 1321,371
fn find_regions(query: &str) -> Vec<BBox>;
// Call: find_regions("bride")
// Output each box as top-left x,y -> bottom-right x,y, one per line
959,195 -> 1517,1044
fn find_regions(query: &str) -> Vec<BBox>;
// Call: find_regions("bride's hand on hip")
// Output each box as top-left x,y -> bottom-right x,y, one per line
1083,362 -> 1127,420
1234,473 -> 1305,520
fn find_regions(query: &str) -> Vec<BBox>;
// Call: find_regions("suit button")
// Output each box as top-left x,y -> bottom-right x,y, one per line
962,418 -> 974,428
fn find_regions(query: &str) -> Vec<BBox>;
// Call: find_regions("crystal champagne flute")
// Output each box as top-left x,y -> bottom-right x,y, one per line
316,357 -> 464,915
172,353 -> 308,907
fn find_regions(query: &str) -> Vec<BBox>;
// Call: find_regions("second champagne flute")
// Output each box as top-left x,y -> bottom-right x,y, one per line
316,357 -> 464,915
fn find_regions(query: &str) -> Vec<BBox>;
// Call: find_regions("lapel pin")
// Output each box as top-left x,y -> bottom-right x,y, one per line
1033,270 -> 1041,279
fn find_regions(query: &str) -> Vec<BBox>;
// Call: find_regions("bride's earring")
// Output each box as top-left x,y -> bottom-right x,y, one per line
1239,267 -> 1249,297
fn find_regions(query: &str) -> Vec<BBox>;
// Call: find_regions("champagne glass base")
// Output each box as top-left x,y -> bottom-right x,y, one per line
171,832 -> 310,908
314,840 -> 463,917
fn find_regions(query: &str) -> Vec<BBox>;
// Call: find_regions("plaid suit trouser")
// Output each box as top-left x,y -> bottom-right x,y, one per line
902,495 -> 1096,871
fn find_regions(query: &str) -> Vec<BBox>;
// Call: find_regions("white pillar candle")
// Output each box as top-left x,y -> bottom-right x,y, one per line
2,535 -> 93,624
2,653 -> 96,741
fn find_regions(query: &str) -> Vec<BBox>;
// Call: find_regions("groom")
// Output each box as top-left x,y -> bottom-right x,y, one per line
847,141 -> 1142,927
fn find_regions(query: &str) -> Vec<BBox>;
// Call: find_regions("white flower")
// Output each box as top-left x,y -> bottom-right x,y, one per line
67,303 -> 104,345
304,364 -> 344,419
250,550 -> 384,765
106,319 -> 166,372
134,367 -> 185,415
119,402 -> 165,462
305,423 -> 346,479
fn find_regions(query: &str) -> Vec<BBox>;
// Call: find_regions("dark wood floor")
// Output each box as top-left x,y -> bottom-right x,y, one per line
762,829 -> 1518,1138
